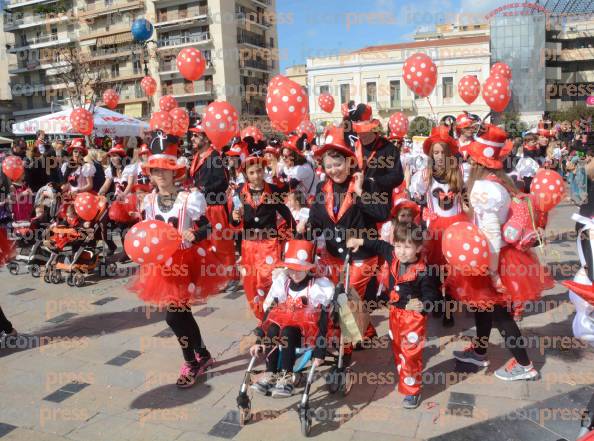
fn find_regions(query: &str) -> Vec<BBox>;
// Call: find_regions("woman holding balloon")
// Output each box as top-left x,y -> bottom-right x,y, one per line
127,133 -> 231,388
446,124 -> 555,381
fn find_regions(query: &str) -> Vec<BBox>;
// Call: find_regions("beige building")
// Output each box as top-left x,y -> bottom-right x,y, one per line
285,63 -> 306,87
307,34 -> 492,127
4,0 -> 279,123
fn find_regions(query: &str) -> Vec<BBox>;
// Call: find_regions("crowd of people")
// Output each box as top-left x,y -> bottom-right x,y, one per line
0,104 -> 590,410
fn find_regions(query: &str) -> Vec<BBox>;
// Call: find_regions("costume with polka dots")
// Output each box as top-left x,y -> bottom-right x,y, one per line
445,178 -> 554,307
129,190 -> 232,306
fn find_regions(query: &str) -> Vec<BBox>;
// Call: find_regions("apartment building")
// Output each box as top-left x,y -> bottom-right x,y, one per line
3,0 -> 279,123
306,35 -> 492,127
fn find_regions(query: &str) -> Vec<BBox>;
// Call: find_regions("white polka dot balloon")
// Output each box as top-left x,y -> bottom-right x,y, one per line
457,75 -> 481,105
442,221 -> 490,275
123,219 -> 181,265
176,47 -> 206,81
402,53 -> 437,98
530,169 -> 565,212
318,93 -> 335,113
482,74 -> 511,113
202,101 -> 239,148
266,75 -> 308,134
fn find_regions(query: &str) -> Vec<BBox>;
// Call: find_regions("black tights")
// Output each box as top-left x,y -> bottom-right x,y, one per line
473,305 -> 530,366
0,306 -> 13,334
165,306 -> 210,363
265,324 -> 301,373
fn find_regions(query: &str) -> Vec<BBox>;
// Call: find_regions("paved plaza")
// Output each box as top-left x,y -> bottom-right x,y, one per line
0,200 -> 592,441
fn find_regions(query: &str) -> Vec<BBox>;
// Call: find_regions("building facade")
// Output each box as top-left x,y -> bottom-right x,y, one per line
3,0 -> 279,123
306,35 -> 492,129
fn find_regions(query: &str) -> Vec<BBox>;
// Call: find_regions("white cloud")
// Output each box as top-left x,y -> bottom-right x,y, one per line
459,0 -> 508,16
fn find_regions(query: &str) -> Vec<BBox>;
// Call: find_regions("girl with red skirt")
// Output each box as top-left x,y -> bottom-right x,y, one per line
231,153 -> 295,321
409,126 -> 466,327
128,133 -> 231,388
447,124 -> 554,381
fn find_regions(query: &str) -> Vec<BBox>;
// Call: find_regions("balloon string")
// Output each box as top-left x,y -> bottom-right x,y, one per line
426,97 -> 437,123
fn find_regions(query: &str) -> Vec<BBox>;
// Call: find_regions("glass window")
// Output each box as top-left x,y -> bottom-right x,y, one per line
366,82 -> 377,103
340,84 -> 350,104
390,80 -> 400,107
319,85 -> 329,94
442,77 -> 453,99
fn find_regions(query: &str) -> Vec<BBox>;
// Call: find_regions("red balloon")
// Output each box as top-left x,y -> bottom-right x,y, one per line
124,219 -> 181,265
458,75 -> 481,105
203,101 -> 239,148
266,76 -> 308,133
160,95 -> 178,112
318,93 -> 335,113
530,169 -> 565,212
388,112 -> 409,139
240,126 -> 264,142
491,62 -> 512,81
150,111 -> 173,133
176,47 -> 206,81
169,107 -> 190,137
341,103 -> 350,117
141,76 -> 157,96
2,156 -> 24,181
482,75 -> 511,113
442,222 -> 490,276
108,194 -> 138,224
102,89 -> 119,110
403,53 -> 437,98
70,108 -> 93,136
74,192 -> 100,221
296,119 -> 316,143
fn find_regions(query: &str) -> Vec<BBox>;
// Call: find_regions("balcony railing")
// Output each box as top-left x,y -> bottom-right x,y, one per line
241,58 -> 270,71
4,12 -> 69,28
159,59 -> 213,72
156,5 -> 208,24
560,47 -> 594,62
78,0 -> 144,17
237,29 -> 266,47
85,45 -> 136,60
252,0 -> 271,6
237,12 -> 270,28
161,81 -> 213,97
157,32 -> 210,48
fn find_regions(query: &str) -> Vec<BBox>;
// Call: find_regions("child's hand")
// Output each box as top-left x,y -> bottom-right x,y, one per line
405,298 -> 424,313
346,237 -> 363,252
249,344 -> 266,357
353,172 -> 364,196
490,272 -> 507,294
232,209 -> 242,223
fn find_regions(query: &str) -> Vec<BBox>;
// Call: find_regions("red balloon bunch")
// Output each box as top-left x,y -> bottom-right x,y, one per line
160,95 -> 178,112
176,47 -> 206,81
296,119 -> 316,143
482,75 -> 512,113
266,75 -> 308,134
70,108 -> 93,136
124,219 -> 181,265
203,101 -> 239,148
442,222 -> 491,276
491,62 -> 512,81
388,112 -> 409,139
74,192 -> 100,221
240,126 -> 264,142
403,53 -> 437,98
169,107 -> 190,137
1,155 -> 24,181
150,111 -> 173,133
102,89 -> 119,110
530,169 -> 565,212
458,75 -> 481,105
141,76 -> 157,96
318,93 -> 335,113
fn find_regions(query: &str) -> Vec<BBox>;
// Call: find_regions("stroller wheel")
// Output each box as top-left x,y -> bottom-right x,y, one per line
51,270 -> 62,284
43,270 -> 51,283
8,262 -> 19,275
66,274 -> 76,287
299,406 -> 312,437
238,402 -> 251,427
325,366 -> 342,394
74,272 -> 86,288
29,264 -> 41,278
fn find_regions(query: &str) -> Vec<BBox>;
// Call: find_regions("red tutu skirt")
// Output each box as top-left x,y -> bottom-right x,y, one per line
0,228 -> 15,266
265,304 -> 322,347
445,246 -> 555,308
129,240 -> 232,306
426,213 -> 468,268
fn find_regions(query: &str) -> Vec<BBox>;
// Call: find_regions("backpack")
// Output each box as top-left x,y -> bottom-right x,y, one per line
502,193 -> 547,250
91,161 -> 106,193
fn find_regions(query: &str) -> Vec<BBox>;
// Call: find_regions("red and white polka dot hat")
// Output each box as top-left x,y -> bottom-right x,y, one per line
278,239 -> 316,271
466,124 -> 513,170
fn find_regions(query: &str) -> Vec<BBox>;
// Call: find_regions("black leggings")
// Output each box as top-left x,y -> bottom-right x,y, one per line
473,305 -> 530,366
165,306 -> 209,362
265,324 -> 301,373
0,306 -> 13,334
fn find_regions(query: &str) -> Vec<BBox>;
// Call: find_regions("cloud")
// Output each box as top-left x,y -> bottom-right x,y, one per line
459,0 -> 508,16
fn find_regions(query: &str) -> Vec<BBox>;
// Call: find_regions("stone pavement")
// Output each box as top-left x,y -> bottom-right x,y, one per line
0,200 -> 593,441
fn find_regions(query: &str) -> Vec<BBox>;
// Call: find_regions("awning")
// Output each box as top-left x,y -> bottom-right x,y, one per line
97,32 -> 134,47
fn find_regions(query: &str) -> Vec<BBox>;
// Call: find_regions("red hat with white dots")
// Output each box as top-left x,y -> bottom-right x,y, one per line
278,240 -> 316,271
466,123 -> 513,170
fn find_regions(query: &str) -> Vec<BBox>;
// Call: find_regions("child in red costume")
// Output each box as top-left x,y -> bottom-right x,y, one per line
348,222 -> 440,409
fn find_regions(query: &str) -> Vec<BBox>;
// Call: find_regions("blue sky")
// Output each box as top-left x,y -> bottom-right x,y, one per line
277,0 -> 508,71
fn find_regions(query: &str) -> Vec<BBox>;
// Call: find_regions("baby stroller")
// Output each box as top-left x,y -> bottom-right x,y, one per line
44,196 -> 117,287
6,219 -> 51,277
236,253 -> 365,436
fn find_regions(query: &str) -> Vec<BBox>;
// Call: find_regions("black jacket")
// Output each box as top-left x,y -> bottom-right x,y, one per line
192,149 -> 229,206
360,137 -> 404,193
362,238 -> 441,312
